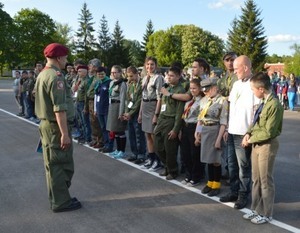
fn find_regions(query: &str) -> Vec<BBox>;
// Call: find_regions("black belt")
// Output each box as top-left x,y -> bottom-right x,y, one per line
202,122 -> 219,126
111,99 -> 120,103
183,122 -> 197,127
143,99 -> 157,102
253,139 -> 271,147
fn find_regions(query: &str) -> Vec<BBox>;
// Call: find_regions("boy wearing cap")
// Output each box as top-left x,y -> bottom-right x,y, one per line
195,78 -> 228,196
35,43 -> 81,212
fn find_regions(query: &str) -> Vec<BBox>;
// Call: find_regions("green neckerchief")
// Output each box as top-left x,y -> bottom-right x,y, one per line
87,75 -> 94,89
94,76 -> 110,91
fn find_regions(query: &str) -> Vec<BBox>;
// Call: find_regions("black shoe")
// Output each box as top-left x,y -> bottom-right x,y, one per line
134,158 -> 145,165
207,189 -> 220,197
53,199 -> 82,213
127,155 -> 137,162
219,193 -> 238,202
201,185 -> 212,194
100,147 -> 113,153
159,169 -> 168,176
166,174 -> 177,180
234,196 -> 248,209
77,138 -> 85,144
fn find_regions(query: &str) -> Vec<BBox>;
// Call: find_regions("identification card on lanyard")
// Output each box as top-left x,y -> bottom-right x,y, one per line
128,101 -> 133,109
161,104 -> 166,112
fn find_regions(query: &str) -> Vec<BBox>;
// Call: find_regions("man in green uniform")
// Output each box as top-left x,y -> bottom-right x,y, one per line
35,43 -> 82,212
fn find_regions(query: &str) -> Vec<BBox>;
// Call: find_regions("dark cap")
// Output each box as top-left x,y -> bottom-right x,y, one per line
44,43 -> 68,58
201,78 -> 218,92
77,65 -> 88,70
222,51 -> 237,61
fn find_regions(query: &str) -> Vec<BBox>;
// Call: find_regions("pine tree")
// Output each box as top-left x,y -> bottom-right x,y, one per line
109,20 -> 129,68
98,15 -> 111,67
141,20 -> 154,59
227,0 -> 267,71
75,2 -> 97,61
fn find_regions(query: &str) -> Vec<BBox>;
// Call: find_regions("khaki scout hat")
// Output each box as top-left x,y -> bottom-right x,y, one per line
201,78 -> 218,92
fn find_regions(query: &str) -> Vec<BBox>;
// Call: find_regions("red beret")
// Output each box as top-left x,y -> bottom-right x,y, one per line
44,43 -> 69,58
76,65 -> 88,71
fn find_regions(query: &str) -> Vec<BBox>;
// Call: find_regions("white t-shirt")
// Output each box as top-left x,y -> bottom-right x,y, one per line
228,79 -> 260,135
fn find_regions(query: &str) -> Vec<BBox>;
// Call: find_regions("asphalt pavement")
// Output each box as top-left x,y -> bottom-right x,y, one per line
0,79 -> 299,233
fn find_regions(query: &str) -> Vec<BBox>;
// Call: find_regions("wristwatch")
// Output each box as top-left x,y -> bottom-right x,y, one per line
169,93 -> 173,98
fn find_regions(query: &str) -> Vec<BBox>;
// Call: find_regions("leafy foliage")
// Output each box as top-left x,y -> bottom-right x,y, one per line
13,8 -> 56,67
227,0 -> 267,71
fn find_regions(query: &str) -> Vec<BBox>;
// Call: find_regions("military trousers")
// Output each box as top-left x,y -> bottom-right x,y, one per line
154,116 -> 179,176
39,120 -> 74,211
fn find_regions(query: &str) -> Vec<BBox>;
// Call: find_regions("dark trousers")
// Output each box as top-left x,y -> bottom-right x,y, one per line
128,114 -> 146,158
180,123 -> 205,181
154,117 -> 179,175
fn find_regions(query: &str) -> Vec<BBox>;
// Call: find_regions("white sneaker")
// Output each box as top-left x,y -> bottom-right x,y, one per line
243,210 -> 258,220
251,215 -> 272,224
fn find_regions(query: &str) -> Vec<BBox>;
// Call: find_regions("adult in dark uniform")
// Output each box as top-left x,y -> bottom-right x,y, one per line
35,43 -> 81,212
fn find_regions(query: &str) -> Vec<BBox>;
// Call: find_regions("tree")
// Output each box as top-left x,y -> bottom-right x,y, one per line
147,25 -> 224,67
109,20 -> 130,68
284,43 -> 300,76
75,2 -> 97,61
98,15 -> 111,67
13,8 -> 56,67
0,3 -> 16,73
227,0 -> 268,71
141,20 -> 154,59
123,39 -> 143,67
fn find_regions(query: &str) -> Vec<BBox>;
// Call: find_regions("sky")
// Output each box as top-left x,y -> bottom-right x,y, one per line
2,0 -> 300,56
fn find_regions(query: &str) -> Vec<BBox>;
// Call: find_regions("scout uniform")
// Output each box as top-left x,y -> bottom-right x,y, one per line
154,82 -> 185,178
85,73 -> 102,147
74,69 -> 88,142
35,43 -> 79,212
198,78 -> 228,196
94,75 -> 112,152
125,77 -> 146,160
247,93 -> 283,220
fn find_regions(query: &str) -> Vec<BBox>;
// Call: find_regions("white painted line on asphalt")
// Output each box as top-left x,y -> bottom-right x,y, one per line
1,107 -> 299,233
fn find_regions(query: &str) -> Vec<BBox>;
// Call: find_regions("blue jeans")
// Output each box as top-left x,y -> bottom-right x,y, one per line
128,114 -> 146,159
25,93 -> 34,118
97,114 -> 113,150
228,134 -> 252,196
76,101 -> 91,141
287,92 -> 296,110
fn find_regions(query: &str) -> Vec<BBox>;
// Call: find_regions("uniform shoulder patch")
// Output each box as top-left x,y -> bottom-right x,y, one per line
57,80 -> 65,90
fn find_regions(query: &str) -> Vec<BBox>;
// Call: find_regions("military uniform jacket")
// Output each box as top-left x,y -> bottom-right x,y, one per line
76,76 -> 87,102
35,65 -> 75,122
217,71 -> 238,97
125,78 -> 143,116
156,83 -> 186,134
